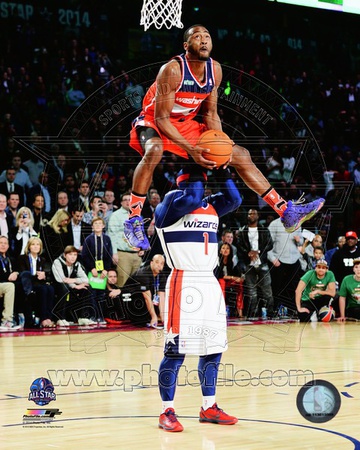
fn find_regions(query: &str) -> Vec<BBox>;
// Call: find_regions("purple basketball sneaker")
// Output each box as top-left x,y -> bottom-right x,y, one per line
281,197 -> 325,233
124,216 -> 151,250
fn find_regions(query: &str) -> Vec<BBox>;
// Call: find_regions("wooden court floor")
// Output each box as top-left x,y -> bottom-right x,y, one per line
1,320 -> 360,449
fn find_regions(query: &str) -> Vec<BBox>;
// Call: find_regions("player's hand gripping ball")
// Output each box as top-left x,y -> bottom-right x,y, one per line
197,129 -> 233,168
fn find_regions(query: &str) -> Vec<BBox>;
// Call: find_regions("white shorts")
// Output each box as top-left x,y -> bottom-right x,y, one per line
163,270 -> 228,356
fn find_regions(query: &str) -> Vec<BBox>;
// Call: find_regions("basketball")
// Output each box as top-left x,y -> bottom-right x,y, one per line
318,305 -> 335,322
197,129 -> 233,167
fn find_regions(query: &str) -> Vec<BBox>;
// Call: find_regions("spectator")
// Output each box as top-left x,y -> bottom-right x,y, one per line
23,145 -> 45,186
0,235 -> 20,330
0,193 -> 13,239
214,243 -> 244,319
17,236 -> 56,328
304,184 -> 323,203
0,153 -> 32,195
299,233 -> 323,271
102,268 -> 123,323
80,217 -> 113,323
27,171 -> 52,213
311,246 -> 326,268
9,206 -> 38,258
77,180 -> 91,212
267,217 -> 303,315
74,167 -> 90,189
81,217 -> 113,287
107,193 -> 143,287
82,195 -> 111,229
30,194 -> 51,233
218,229 -> 238,266
0,165 -> 25,206
52,153 -> 67,185
295,259 -> 336,322
64,79 -> 86,109
63,173 -> 79,205
103,189 -> 118,213
51,245 -> 97,327
265,147 -> 284,182
5,192 -> 20,228
325,235 -> 346,266
282,145 -> 296,183
40,209 -> 71,263
330,231 -> 360,286
55,191 -> 70,212
113,174 -> 130,204
338,257 -> 360,321
66,206 -> 91,253
122,254 -> 166,328
237,208 -> 274,318
90,172 -> 106,198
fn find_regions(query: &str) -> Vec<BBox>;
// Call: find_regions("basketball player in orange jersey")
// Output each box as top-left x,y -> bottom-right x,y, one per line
125,24 -> 324,250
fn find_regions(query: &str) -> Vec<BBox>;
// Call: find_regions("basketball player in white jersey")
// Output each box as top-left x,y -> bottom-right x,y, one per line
154,166 -> 241,431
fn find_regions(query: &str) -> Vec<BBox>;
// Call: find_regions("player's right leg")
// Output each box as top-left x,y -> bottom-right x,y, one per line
125,127 -> 163,250
158,354 -> 185,432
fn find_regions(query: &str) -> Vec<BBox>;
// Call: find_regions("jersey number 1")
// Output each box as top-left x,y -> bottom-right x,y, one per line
203,232 -> 209,255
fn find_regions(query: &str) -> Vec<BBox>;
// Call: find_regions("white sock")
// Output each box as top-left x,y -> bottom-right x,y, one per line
162,401 -> 174,413
202,396 -> 216,410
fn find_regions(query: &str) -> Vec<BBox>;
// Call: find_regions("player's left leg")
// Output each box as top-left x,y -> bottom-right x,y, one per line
230,145 -> 324,233
198,353 -> 238,425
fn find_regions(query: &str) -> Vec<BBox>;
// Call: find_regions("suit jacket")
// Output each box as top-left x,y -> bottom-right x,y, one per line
0,254 -> 18,282
66,220 -> 92,250
17,254 -> 51,283
237,224 -> 274,267
0,213 -> 16,240
8,225 -> 38,258
39,224 -> 71,263
31,210 -> 52,233
0,181 -> 25,206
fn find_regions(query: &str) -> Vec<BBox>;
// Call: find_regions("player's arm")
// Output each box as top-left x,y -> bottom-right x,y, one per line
201,61 -> 223,131
206,169 -> 242,217
154,61 -> 216,169
154,180 -> 204,228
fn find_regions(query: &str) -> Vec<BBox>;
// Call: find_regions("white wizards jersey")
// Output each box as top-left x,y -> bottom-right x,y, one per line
156,203 -> 219,272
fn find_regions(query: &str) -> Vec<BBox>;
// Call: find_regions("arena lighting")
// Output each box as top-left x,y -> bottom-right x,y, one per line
268,0 -> 360,15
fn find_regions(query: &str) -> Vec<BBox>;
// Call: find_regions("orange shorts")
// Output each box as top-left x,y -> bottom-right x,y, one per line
129,115 -> 207,159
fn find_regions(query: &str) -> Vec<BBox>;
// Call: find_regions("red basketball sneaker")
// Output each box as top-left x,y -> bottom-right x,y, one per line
158,408 -> 184,432
199,403 -> 238,425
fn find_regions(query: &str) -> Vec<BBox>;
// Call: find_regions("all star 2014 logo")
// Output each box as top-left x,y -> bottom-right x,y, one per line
28,377 -> 56,406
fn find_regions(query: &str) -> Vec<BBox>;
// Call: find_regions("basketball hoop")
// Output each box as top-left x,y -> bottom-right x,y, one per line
140,0 -> 184,31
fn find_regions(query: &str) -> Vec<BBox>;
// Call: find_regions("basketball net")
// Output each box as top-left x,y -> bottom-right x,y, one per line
140,0 -> 184,31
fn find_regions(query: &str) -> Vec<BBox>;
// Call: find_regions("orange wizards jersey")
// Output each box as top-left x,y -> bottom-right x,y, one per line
129,54 -> 216,157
